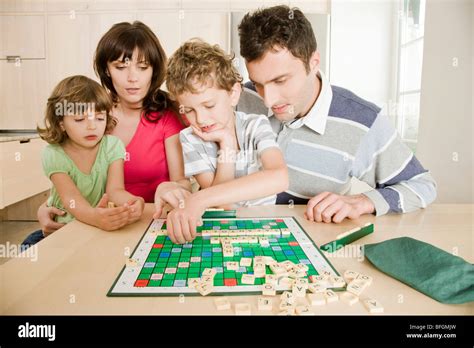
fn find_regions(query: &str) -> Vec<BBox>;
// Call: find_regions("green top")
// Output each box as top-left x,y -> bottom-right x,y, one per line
42,135 -> 126,224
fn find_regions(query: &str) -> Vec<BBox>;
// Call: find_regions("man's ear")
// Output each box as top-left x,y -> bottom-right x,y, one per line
309,51 -> 320,73
230,82 -> 242,107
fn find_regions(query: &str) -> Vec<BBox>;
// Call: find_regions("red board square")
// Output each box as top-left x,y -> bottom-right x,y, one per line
224,278 -> 237,286
134,280 -> 149,287
153,244 -> 164,248
289,241 -> 299,246
221,220 -> 228,224
276,219 -> 284,222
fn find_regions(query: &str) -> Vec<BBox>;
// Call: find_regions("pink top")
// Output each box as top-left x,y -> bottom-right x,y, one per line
124,110 -> 183,203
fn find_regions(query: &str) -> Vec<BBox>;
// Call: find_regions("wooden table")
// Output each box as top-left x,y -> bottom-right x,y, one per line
1,204 -> 473,315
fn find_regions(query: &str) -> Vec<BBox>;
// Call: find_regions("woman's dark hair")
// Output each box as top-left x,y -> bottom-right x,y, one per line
94,21 -> 178,122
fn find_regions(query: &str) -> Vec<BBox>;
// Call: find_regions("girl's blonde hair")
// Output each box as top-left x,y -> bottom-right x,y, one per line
38,75 -> 116,144
166,38 -> 243,98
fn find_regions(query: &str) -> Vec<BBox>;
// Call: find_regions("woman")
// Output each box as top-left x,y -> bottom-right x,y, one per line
37,21 -> 191,235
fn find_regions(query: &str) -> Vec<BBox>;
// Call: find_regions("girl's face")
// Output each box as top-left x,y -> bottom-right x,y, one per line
107,48 -> 153,108
60,112 -> 107,149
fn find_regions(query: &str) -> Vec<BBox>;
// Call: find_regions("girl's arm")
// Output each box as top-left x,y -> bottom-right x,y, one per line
166,147 -> 288,243
50,173 -> 131,231
106,159 -> 145,222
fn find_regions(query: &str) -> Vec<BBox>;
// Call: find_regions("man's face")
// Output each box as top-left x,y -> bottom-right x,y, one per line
246,47 -> 320,122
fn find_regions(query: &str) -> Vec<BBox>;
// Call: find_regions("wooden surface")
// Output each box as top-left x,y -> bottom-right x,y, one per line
1,204 -> 472,315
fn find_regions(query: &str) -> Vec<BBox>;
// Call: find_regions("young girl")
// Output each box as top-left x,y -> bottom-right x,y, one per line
22,75 -> 144,248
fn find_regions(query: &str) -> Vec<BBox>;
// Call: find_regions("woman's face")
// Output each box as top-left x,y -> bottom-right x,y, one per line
107,48 -> 153,108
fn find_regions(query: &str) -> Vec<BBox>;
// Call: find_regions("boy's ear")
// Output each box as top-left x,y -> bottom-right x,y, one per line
229,82 -> 242,107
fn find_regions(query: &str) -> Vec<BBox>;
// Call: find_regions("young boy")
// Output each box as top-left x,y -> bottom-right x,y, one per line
163,39 -> 288,244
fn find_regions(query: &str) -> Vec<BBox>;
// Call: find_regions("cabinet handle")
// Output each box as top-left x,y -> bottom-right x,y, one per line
6,56 -> 21,63
20,139 -> 31,144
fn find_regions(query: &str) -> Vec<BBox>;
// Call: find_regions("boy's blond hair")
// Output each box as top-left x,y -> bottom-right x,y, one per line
166,38 -> 243,98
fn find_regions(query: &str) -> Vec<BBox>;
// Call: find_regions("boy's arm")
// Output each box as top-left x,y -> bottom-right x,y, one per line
50,173 -> 131,230
106,159 -> 144,221
194,147 -> 288,207
166,147 -> 288,244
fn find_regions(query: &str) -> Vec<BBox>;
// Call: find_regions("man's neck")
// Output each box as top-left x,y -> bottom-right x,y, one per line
298,73 -> 322,119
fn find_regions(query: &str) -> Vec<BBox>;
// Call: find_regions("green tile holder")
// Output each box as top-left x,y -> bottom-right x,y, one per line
201,210 -> 237,219
320,223 -> 374,253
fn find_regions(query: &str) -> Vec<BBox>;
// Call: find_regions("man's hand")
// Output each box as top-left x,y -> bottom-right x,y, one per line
304,192 -> 375,223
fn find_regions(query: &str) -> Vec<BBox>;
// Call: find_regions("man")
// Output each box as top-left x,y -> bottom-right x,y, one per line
236,5 -> 437,223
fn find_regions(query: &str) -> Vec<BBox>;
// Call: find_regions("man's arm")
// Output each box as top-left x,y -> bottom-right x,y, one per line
354,112 -> 437,216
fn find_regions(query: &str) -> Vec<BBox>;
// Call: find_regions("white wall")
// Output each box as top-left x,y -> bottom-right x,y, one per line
330,0 -> 398,109
330,0 -> 399,195
416,0 -> 473,203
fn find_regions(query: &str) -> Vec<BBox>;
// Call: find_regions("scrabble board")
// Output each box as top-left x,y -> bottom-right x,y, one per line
108,217 -> 340,296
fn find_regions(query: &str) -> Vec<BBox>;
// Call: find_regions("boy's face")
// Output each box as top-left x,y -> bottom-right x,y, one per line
178,81 -> 241,133
246,47 -> 320,122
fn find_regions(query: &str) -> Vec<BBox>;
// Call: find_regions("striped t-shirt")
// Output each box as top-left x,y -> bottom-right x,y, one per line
179,111 -> 279,206
238,72 -> 437,216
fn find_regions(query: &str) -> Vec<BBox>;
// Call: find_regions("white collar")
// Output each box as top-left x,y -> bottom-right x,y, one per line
270,70 -> 332,135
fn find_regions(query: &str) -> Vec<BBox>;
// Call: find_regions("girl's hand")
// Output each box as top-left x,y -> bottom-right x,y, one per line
153,181 -> 192,219
94,193 -> 131,231
37,201 -> 66,236
165,196 -> 205,244
126,197 -> 145,223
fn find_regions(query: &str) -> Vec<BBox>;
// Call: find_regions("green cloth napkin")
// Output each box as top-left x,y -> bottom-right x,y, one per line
364,237 -> 474,304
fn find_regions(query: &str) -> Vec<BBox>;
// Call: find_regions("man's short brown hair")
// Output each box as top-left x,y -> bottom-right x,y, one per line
238,5 -> 317,72
166,38 -> 242,98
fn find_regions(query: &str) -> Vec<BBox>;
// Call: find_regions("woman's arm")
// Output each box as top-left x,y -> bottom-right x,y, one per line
50,173 -> 131,231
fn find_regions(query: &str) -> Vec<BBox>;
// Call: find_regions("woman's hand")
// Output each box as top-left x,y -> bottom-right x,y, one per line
37,202 -> 66,237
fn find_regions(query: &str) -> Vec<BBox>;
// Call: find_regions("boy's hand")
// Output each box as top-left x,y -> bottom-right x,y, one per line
94,193 -> 131,231
166,196 -> 205,244
153,182 -> 192,219
191,125 -> 237,149
126,197 -> 145,223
